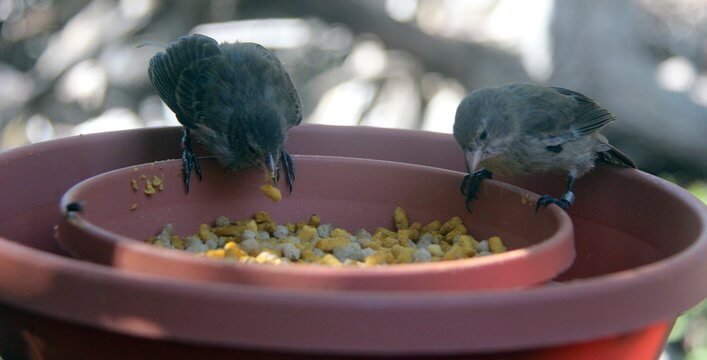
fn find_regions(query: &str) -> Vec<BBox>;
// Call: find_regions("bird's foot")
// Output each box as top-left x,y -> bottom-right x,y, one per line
181,129 -> 201,193
280,150 -> 295,193
535,191 -> 575,212
460,168 -> 492,212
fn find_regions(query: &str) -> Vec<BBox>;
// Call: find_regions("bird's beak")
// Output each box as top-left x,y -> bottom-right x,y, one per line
265,152 -> 278,185
464,147 -> 483,173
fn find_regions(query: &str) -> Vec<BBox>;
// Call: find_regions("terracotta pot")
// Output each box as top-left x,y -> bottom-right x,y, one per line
55,156 -> 574,291
0,125 -> 705,360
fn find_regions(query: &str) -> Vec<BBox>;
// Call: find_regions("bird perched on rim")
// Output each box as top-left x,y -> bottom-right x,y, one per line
148,34 -> 301,192
454,83 -> 636,212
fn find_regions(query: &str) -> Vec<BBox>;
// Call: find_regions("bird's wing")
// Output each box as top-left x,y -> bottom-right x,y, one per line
174,56 -> 235,132
550,87 -> 615,138
148,34 -> 221,128
233,43 -> 302,127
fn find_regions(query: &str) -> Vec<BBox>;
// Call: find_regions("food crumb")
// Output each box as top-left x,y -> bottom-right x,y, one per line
130,179 -> 138,191
260,184 -> 282,202
144,181 -> 156,195
130,203 -> 138,211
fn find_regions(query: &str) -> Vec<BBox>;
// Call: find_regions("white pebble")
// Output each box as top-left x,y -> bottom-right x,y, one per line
205,238 -> 218,250
258,231 -> 271,240
317,224 -> 332,238
356,238 -> 371,248
273,225 -> 289,239
216,237 -> 227,247
242,229 -> 257,240
154,223 -> 174,247
360,248 -> 376,258
240,238 -> 260,255
417,233 -> 435,249
333,242 -> 363,262
214,216 -> 230,227
255,252 -> 280,263
312,248 -> 325,258
185,241 -> 208,253
355,229 -> 372,238
183,235 -> 201,248
281,242 -> 301,260
413,248 -> 432,262
476,240 -> 490,253
477,251 -> 492,257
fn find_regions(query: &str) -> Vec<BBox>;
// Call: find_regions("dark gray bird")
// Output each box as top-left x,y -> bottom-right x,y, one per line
148,34 -> 301,192
454,83 -> 636,212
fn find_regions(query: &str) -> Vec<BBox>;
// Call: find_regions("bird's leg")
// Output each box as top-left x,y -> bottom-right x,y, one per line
181,127 -> 201,193
280,150 -> 295,193
460,168 -> 493,212
536,175 -> 575,212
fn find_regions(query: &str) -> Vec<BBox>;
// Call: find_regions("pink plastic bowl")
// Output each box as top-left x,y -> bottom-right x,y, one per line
56,156 -> 574,291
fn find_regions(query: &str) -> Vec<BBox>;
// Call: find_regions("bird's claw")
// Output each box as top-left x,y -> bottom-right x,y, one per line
182,148 -> 202,193
181,128 -> 201,193
535,193 -> 573,213
460,168 -> 492,212
280,150 -> 295,193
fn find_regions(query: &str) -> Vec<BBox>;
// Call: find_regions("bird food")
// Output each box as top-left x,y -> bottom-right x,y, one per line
260,184 -> 282,202
145,207 -> 507,266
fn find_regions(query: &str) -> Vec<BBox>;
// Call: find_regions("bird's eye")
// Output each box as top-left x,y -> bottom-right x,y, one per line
479,130 -> 488,140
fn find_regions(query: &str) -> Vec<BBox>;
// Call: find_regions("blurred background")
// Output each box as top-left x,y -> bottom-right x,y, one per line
0,0 -> 705,358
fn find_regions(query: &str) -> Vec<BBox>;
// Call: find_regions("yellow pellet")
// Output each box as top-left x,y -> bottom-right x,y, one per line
198,224 -> 212,241
301,249 -> 320,262
364,251 -> 387,266
391,245 -> 415,264
260,221 -> 277,233
394,206 -> 409,230
381,236 -> 399,248
253,211 -> 271,223
170,235 -> 185,250
440,217 -> 462,235
297,225 -> 318,242
214,225 -> 244,238
375,227 -> 396,238
144,181 -> 156,195
130,179 -> 138,191
224,242 -> 247,258
489,236 -> 507,254
421,220 -> 441,233
428,244 -> 444,257
151,175 -> 163,188
409,222 -> 422,240
316,236 -> 350,251
456,235 -> 478,249
206,249 -> 225,259
330,228 -> 350,238
245,220 -> 258,233
308,214 -> 321,227
318,254 -> 342,266
260,184 -> 282,202
397,229 -> 411,244
443,245 -> 468,260
285,222 -> 296,233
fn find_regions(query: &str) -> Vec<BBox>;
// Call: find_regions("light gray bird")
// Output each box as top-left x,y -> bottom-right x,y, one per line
453,83 -> 636,212
148,34 -> 301,192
